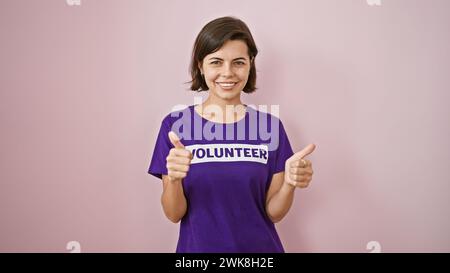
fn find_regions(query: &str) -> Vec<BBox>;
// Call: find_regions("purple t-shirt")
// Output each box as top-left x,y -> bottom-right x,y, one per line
148,104 -> 294,253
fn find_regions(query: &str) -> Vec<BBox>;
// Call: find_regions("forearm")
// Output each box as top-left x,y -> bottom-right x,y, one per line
266,182 -> 295,223
161,178 -> 187,223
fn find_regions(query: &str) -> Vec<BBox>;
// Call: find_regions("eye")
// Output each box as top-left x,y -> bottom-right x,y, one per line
210,61 -> 221,65
235,61 -> 245,65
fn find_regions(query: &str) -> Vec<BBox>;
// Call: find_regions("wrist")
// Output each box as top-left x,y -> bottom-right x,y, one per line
281,180 -> 296,193
168,177 -> 183,184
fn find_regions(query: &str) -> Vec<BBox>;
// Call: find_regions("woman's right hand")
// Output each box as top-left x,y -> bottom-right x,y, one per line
166,131 -> 192,182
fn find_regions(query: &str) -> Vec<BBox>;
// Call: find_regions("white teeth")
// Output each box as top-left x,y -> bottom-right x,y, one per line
218,82 -> 236,87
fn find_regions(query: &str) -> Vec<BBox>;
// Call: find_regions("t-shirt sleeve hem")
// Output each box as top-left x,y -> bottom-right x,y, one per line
272,166 -> 286,175
147,169 -> 167,180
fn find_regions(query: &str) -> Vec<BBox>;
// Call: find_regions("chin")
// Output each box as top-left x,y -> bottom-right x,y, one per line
216,90 -> 240,99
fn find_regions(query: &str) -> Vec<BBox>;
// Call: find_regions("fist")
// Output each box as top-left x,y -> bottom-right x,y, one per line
166,131 -> 192,182
285,144 -> 316,188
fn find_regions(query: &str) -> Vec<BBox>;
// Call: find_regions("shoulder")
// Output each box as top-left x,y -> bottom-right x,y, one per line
247,105 -> 285,127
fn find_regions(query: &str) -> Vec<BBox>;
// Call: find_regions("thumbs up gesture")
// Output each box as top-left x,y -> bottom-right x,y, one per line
284,144 -> 316,188
166,131 -> 193,182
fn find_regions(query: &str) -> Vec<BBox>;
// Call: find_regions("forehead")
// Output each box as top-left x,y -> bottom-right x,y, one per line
206,40 -> 249,59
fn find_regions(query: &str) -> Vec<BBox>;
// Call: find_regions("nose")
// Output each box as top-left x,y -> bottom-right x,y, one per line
220,62 -> 235,77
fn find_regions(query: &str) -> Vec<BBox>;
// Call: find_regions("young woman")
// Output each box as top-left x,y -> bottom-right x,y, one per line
148,16 -> 315,253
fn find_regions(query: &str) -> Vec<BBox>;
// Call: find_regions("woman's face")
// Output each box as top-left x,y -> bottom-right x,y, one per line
199,40 -> 252,103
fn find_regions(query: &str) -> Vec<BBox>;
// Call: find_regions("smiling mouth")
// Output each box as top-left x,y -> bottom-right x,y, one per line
216,82 -> 238,89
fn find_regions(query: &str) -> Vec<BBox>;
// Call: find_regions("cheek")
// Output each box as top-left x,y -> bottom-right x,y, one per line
239,70 -> 251,81
204,68 -> 249,83
204,72 -> 219,82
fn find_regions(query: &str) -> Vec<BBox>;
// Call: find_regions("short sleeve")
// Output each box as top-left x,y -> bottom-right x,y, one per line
147,119 -> 172,180
272,120 -> 294,175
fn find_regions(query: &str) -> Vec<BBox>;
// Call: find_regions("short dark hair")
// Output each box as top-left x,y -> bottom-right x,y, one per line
186,16 -> 259,93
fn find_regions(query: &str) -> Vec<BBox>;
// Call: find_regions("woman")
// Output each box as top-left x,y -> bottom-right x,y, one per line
148,16 -> 315,253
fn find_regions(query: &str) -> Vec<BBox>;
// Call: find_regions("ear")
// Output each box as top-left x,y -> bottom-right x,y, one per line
198,61 -> 203,74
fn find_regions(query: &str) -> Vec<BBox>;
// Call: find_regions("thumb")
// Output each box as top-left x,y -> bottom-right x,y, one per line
289,143 -> 316,161
168,131 -> 185,149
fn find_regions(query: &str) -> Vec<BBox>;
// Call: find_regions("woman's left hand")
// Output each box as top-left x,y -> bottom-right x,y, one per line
284,144 -> 316,188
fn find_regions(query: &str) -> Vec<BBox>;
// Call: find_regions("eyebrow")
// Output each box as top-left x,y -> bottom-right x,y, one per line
208,57 -> 247,61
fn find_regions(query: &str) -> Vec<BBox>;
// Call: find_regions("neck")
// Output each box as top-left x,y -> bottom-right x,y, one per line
202,93 -> 243,112
199,94 -> 246,123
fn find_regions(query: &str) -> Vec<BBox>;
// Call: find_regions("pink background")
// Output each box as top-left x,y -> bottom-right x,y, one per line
1,0 -> 449,252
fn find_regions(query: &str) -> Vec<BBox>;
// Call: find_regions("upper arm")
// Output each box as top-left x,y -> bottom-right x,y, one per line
265,172 -> 285,207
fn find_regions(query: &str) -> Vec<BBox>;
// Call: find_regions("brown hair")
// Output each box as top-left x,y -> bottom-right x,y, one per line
186,16 -> 258,93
